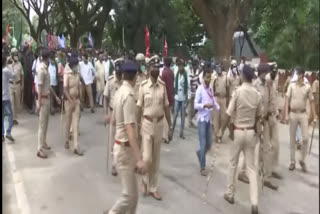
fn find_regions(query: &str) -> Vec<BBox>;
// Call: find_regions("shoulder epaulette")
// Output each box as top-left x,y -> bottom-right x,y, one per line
141,79 -> 148,85
158,79 -> 165,85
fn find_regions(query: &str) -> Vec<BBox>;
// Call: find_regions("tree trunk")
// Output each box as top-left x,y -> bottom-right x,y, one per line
70,30 -> 80,48
189,0 -> 242,68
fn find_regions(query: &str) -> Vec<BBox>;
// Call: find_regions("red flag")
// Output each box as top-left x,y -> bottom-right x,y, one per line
145,26 -> 150,57
6,24 -> 10,36
163,36 -> 168,57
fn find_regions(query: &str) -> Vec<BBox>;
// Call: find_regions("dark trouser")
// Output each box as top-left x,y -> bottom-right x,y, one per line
24,76 -> 33,110
197,120 -> 212,169
50,85 -> 59,113
2,100 -> 13,137
92,81 -> 97,105
172,100 -> 185,135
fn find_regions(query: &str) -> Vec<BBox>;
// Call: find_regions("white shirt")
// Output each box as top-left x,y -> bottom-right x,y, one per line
174,73 -> 187,102
48,62 -> 57,86
79,61 -> 95,85
32,57 -> 41,92
104,59 -> 114,82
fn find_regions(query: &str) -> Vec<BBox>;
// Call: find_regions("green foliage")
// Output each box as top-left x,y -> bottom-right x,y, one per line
250,0 -> 319,70
2,0 -> 28,39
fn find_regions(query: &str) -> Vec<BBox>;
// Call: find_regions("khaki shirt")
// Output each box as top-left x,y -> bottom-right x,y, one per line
137,78 -> 169,118
227,74 -> 241,98
63,65 -> 81,99
134,72 -> 148,101
103,75 -> 122,109
8,60 -> 23,84
312,79 -> 319,100
226,82 -> 262,128
37,62 -> 50,96
113,81 -> 137,142
211,72 -> 228,97
286,82 -> 314,110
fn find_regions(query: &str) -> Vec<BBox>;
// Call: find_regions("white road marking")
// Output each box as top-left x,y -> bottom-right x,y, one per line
4,143 -> 31,214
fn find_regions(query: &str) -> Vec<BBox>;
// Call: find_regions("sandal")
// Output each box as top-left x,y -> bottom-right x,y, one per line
37,149 -> 48,159
64,141 -> 70,149
42,144 -> 51,150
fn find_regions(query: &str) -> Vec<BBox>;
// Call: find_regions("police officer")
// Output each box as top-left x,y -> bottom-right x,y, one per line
36,48 -> 61,159
9,48 -> 24,125
134,53 -> 148,102
104,58 -> 124,176
284,66 -> 317,172
312,71 -> 319,121
218,65 -> 261,214
136,56 -> 172,201
211,63 -> 229,143
104,61 -> 147,214
238,64 -> 280,190
63,55 -> 83,156
226,59 -> 241,140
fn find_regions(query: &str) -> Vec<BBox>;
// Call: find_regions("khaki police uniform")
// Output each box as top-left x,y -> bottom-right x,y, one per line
37,62 -> 51,151
312,79 -> 319,120
9,60 -> 24,121
137,78 -> 169,193
108,81 -> 138,214
286,82 -> 314,164
211,71 -> 228,141
134,72 -> 148,102
225,82 -> 262,206
227,73 -> 241,137
104,75 -> 122,169
63,65 -> 81,150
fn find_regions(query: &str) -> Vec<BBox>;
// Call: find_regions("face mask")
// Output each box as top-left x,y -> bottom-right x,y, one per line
140,65 -> 146,73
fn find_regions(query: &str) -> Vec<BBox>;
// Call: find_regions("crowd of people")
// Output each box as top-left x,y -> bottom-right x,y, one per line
2,44 -> 319,214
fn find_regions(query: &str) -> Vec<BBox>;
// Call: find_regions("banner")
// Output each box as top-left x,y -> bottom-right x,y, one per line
88,32 -> 94,48
145,26 -> 150,57
163,36 -> 167,57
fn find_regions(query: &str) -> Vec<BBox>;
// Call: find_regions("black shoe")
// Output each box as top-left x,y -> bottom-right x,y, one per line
13,120 -> 18,125
5,134 -> 15,142
289,163 -> 295,171
223,194 -> 234,204
238,173 -> 249,184
271,172 -> 283,179
251,205 -> 258,214
264,181 -> 278,191
91,109 -> 95,113
299,160 -> 307,173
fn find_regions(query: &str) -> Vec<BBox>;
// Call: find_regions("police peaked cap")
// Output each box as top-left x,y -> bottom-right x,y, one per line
121,60 -> 138,73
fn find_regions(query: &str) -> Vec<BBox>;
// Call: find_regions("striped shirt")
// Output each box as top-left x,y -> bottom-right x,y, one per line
189,68 -> 200,95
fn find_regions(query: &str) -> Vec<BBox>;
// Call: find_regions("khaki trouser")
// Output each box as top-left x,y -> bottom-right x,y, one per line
226,129 -> 258,206
109,109 -> 116,167
289,112 -> 309,164
80,84 -> 94,109
188,94 -> 195,125
141,117 -> 163,193
37,99 -> 50,151
212,96 -> 227,141
109,144 -> 138,214
240,115 -> 280,181
64,99 -> 81,150
10,83 -> 21,120
162,108 -> 172,141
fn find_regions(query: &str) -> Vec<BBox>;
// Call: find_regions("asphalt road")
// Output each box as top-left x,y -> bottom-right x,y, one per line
2,107 -> 319,214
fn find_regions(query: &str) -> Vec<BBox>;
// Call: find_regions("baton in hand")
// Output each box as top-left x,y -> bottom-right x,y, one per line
308,123 -> 315,155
